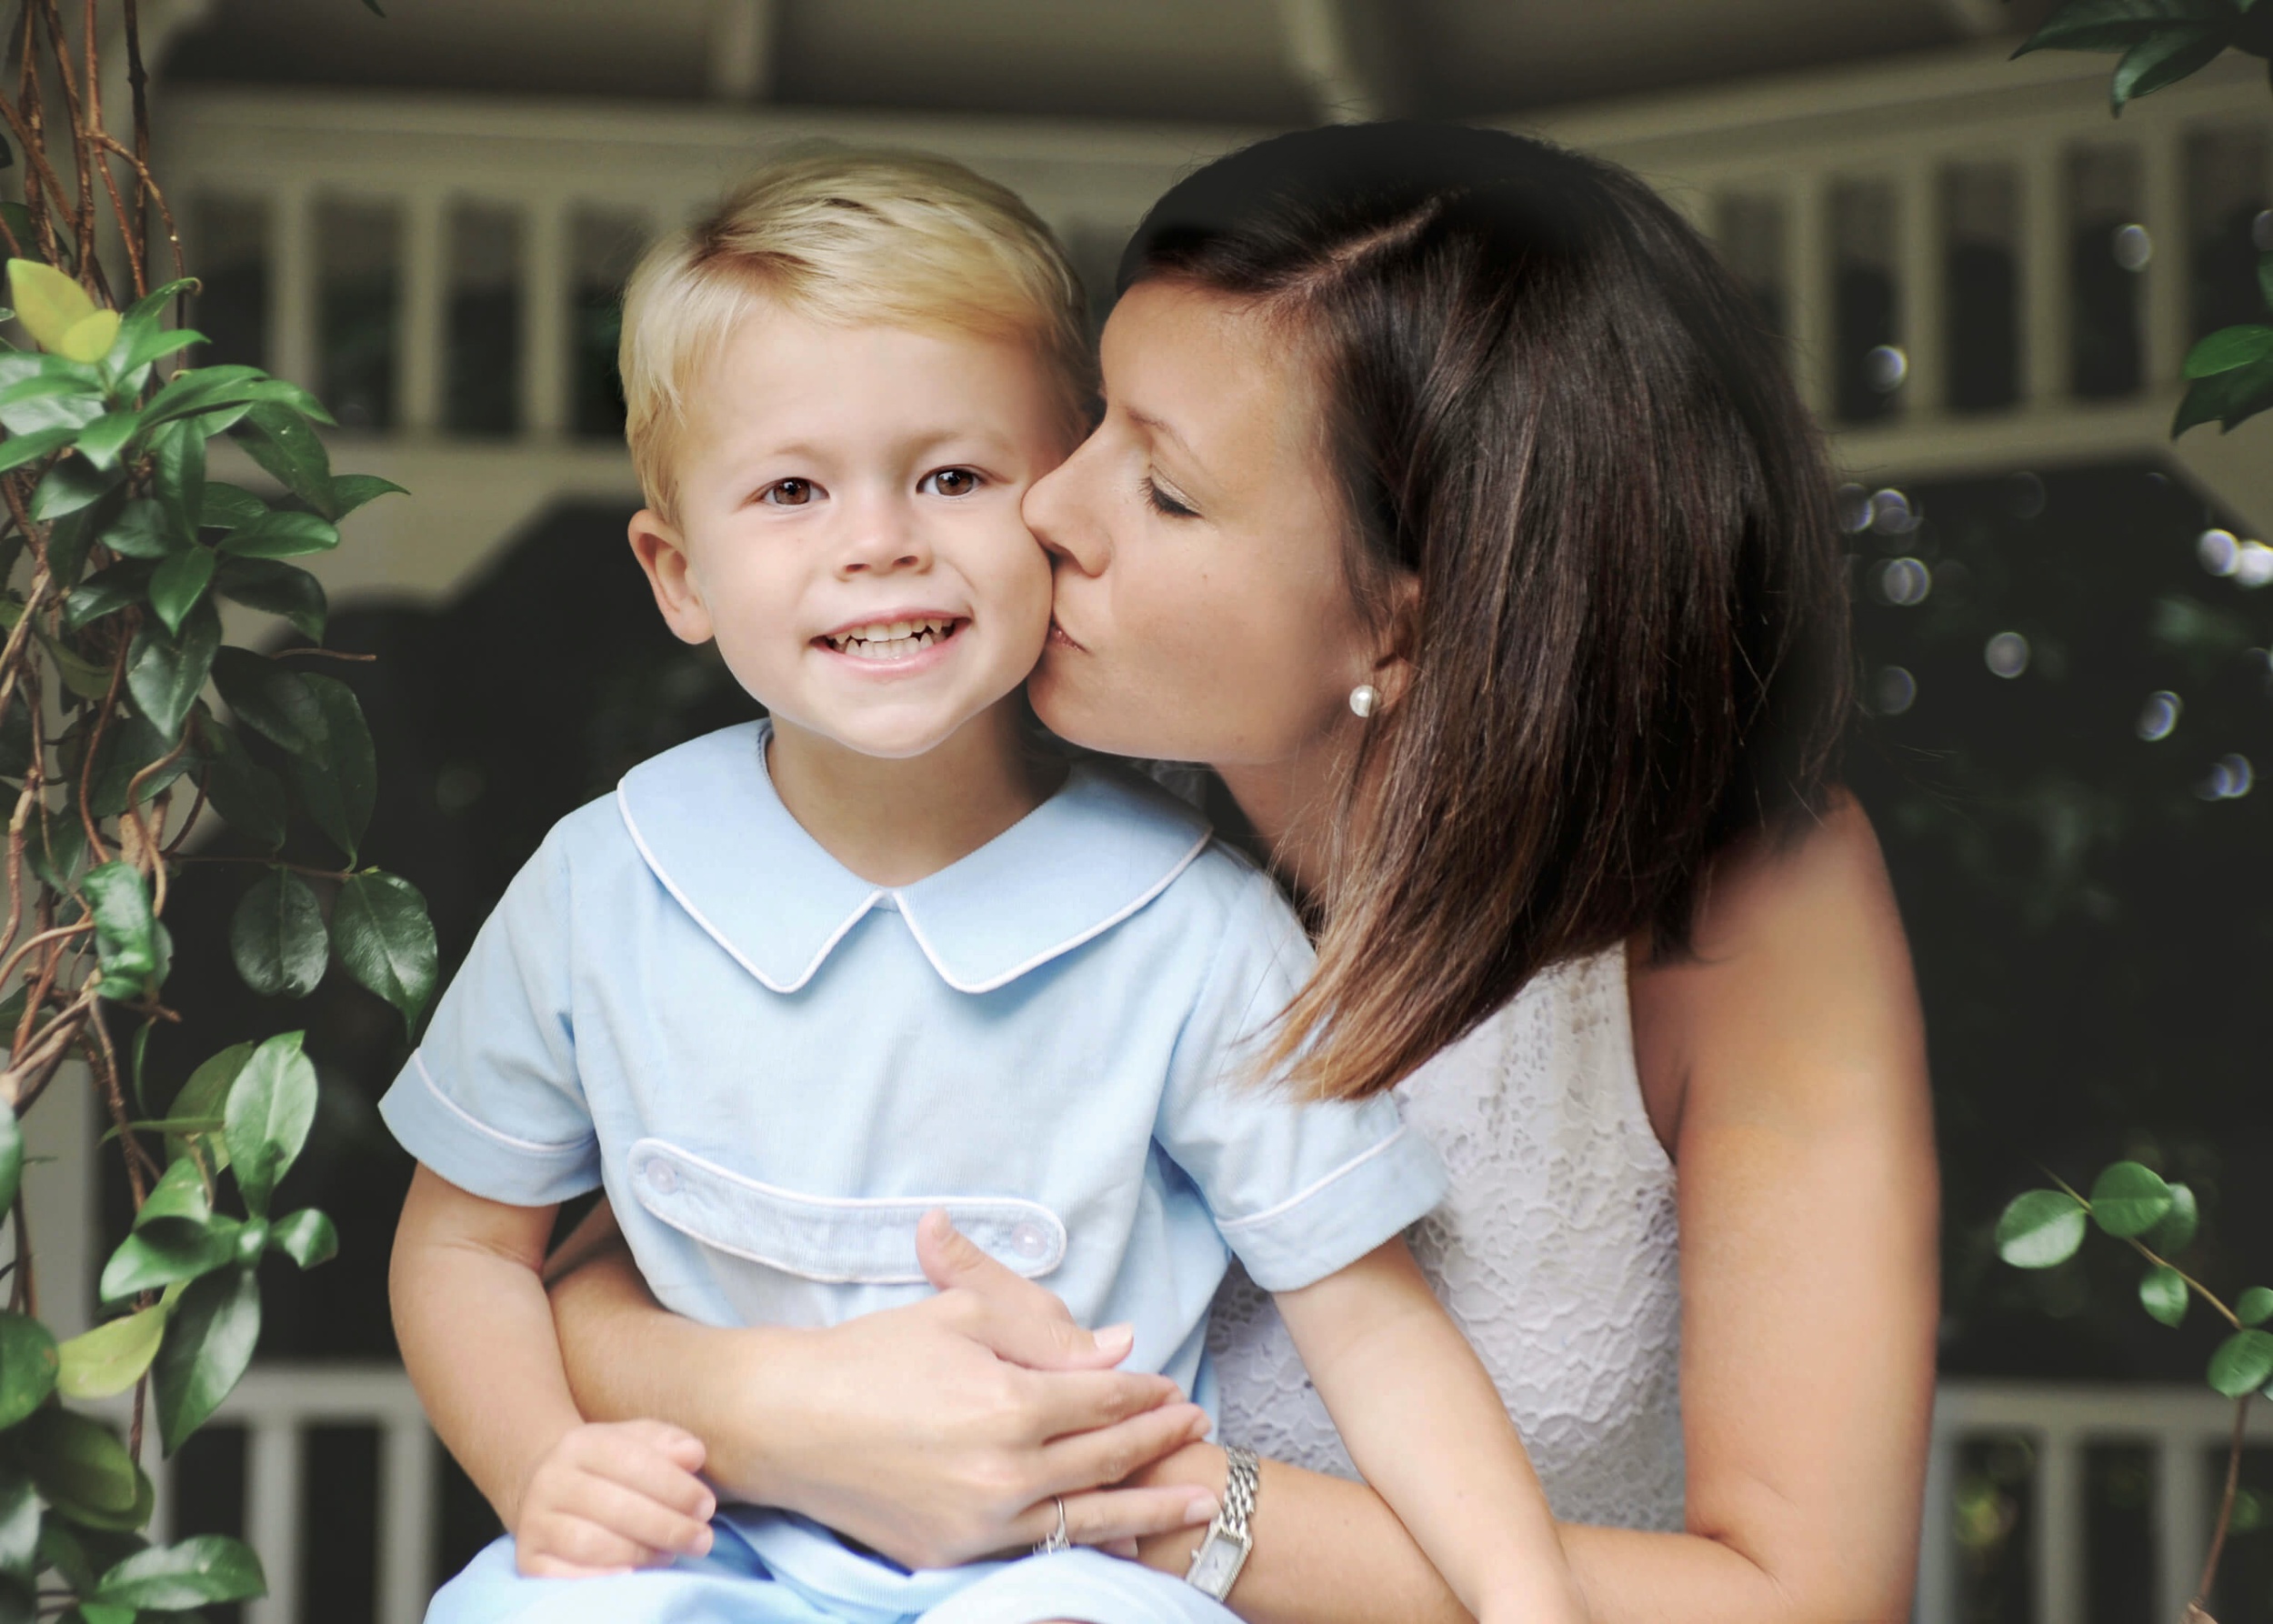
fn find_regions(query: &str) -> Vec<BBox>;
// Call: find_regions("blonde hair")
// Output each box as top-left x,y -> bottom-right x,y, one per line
620,147 -> 1095,519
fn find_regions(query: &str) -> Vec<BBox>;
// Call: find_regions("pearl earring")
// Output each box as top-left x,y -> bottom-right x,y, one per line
1349,684 -> 1379,718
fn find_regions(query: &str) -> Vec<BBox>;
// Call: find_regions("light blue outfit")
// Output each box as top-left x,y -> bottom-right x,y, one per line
380,721 -> 1447,1624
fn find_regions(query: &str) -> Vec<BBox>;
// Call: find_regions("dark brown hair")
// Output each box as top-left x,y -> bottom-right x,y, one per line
1123,123 -> 1853,1101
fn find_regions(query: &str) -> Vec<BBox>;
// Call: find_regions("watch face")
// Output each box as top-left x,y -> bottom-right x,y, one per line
1187,1529 -> 1249,1598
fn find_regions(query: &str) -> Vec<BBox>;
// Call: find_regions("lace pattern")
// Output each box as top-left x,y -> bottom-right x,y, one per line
1207,948 -> 1687,1532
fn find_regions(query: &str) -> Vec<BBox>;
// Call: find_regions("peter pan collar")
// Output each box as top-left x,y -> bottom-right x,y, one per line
614,720 -> 1214,995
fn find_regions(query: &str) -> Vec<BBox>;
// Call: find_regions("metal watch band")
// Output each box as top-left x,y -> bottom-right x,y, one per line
1184,1443 -> 1260,1600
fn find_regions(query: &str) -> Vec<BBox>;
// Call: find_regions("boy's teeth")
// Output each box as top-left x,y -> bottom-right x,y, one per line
827,617 -> 953,659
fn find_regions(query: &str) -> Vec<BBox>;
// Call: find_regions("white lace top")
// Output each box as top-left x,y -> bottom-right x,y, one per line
1207,947 -> 1687,1531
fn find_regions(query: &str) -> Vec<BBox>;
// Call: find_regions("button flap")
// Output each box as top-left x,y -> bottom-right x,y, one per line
626,1138 -> 1067,1284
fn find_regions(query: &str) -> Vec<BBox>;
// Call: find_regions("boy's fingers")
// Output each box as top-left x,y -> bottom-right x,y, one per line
585,1448 -> 718,1523
616,1418 -> 708,1475
560,1477 -> 717,1556
516,1513 -> 668,1576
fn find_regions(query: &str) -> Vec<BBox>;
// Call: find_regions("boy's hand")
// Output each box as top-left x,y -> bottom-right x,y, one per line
513,1420 -> 718,1578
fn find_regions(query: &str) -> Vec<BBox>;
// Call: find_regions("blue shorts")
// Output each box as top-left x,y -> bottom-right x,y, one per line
426,1509 -> 1242,1624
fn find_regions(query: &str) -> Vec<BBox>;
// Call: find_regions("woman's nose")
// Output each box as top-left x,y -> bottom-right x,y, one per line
1024,446 -> 1109,577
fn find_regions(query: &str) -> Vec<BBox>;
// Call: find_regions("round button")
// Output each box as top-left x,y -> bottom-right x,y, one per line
1009,1221 -> 1048,1260
645,1159 -> 679,1195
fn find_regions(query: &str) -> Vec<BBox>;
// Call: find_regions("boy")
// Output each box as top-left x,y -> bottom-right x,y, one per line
385,150 -> 1584,1624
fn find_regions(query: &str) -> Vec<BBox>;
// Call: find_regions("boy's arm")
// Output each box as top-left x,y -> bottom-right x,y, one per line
1274,1238 -> 1588,1624
391,1165 -> 715,1574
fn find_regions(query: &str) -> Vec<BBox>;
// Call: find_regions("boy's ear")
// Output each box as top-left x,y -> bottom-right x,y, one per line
628,508 -> 714,647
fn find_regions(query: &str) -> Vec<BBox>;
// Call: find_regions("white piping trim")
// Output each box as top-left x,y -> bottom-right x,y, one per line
411,1051 -> 592,1158
896,825 -> 1215,995
1214,1123 -> 1416,1233
616,786 -> 882,995
626,1137 -> 1066,1284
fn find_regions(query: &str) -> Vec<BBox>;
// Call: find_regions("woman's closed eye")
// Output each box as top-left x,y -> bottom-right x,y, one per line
1142,476 -> 1198,519
757,477 -> 822,507
918,467 -> 986,498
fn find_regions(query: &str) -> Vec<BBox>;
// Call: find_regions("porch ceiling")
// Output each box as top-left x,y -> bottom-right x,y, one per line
161,0 -> 2071,125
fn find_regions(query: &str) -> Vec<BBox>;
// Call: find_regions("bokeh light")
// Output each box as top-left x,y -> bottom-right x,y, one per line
2138,690 -> 2182,741
1873,665 -> 1918,715
1877,557 -> 1932,606
1984,632 -> 2029,678
1864,345 -> 1908,393
2111,223 -> 2153,271
2198,754 -> 2254,801
2198,528 -> 2240,576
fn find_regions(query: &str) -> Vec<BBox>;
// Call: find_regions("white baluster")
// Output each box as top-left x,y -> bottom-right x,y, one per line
379,1419 -> 440,1624
245,1418 -> 303,1624
2158,1434 -> 2209,1624
523,197 -> 570,439
400,191 -> 446,436
268,185 -> 315,394
1899,159 -> 1946,418
2021,144 -> 2069,408
1915,1429 -> 1958,1624
2139,125 -> 2189,390
2033,1431 -> 2084,1624
1785,175 -> 1833,418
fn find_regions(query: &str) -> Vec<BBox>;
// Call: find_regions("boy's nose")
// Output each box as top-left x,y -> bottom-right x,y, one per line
835,504 -> 933,576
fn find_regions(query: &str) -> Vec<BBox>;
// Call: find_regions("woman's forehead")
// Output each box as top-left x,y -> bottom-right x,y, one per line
1101,282 -> 1320,478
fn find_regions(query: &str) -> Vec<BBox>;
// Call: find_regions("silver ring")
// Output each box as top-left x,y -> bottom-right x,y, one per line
1033,1495 -> 1071,1556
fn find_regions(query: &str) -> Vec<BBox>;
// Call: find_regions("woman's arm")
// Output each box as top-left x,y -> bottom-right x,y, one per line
547,1205 -> 1227,1569
1133,794 -> 1938,1624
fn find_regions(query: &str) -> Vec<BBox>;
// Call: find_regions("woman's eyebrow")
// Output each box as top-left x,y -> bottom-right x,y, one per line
1124,407 -> 1197,463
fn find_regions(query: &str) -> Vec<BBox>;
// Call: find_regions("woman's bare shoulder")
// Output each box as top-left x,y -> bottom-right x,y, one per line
1627,790 -> 1928,1150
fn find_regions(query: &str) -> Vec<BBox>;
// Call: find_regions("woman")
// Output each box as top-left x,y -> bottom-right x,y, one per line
542,122 -> 1938,1622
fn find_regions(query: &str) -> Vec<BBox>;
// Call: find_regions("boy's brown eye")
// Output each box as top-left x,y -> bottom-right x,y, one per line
922,468 -> 981,497
765,479 -> 814,506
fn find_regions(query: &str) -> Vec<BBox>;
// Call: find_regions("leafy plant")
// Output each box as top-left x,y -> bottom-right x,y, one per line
1999,1162 -> 2261,1622
2015,0 -> 2273,435
0,2 -> 430,1619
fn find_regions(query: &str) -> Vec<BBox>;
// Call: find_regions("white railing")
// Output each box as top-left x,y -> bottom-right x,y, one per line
134,41 -> 2272,609
93,1368 -> 2258,1624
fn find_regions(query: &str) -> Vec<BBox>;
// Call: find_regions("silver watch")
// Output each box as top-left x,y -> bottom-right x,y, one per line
1184,1443 -> 1259,1600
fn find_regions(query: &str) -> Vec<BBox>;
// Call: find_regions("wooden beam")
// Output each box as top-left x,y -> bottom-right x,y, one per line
1937,0 -> 2012,39
1275,0 -> 1405,124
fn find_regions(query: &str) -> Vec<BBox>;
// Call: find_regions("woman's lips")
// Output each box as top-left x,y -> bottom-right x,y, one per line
1046,617 -> 1086,652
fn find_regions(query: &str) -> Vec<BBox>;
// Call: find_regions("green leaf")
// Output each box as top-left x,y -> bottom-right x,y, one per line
2017,0 -> 2236,54
0,1313 -> 57,1429
0,425 -> 72,475
31,458 -> 114,521
2140,1264 -> 2189,1327
64,559 -> 154,631
139,365 -> 265,430
229,870 -> 327,1000
147,546 -> 217,637
268,1208 -> 337,1270
2111,23 -> 2236,108
292,675 -> 375,859
216,509 -> 338,561
197,482 -> 266,531
71,410 -> 140,473
0,1100 -> 17,1216
125,596 -> 220,744
114,324 -> 205,376
2150,1181 -> 2199,1253
150,419 -> 205,546
95,1533 -> 264,1609
330,872 -> 438,1037
210,647 -> 325,755
84,712 -> 197,819
2240,1287 -> 2273,1326
326,472 -> 407,518
36,1519 -> 96,1596
16,1408 -> 136,1516
134,1157 -> 212,1233
0,1463 -> 37,1579
82,860 -> 158,988
231,403 -> 332,513
212,557 -> 325,642
2210,1328 -> 2273,1397
2173,355 -> 2273,435
2183,324 -> 2273,378
55,1306 -> 167,1400
151,1265 -> 260,1454
223,1031 -> 316,1218
98,496 -> 181,559
98,1224 -> 238,1303
0,369 -> 103,436
198,725 -> 287,850
44,485 -> 126,583
2090,1161 -> 2176,1238
1997,1188 -> 2088,1268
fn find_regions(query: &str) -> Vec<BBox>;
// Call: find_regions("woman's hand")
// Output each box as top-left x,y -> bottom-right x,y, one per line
549,1205 -> 1224,1571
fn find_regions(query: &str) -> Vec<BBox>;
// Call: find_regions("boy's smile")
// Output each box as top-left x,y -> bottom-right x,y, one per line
628,300 -> 1067,765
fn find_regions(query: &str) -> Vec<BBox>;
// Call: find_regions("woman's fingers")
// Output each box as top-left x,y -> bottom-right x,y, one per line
1009,1482 -> 1222,1554
1027,1378 -> 1207,1454
920,1210 -> 1141,1370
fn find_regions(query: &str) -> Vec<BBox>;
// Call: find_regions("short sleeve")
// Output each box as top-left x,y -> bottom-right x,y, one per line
376,833 -> 600,1206
1155,869 -> 1447,1292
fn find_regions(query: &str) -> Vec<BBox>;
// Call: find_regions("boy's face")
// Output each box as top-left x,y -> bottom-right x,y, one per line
630,300 -> 1066,760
